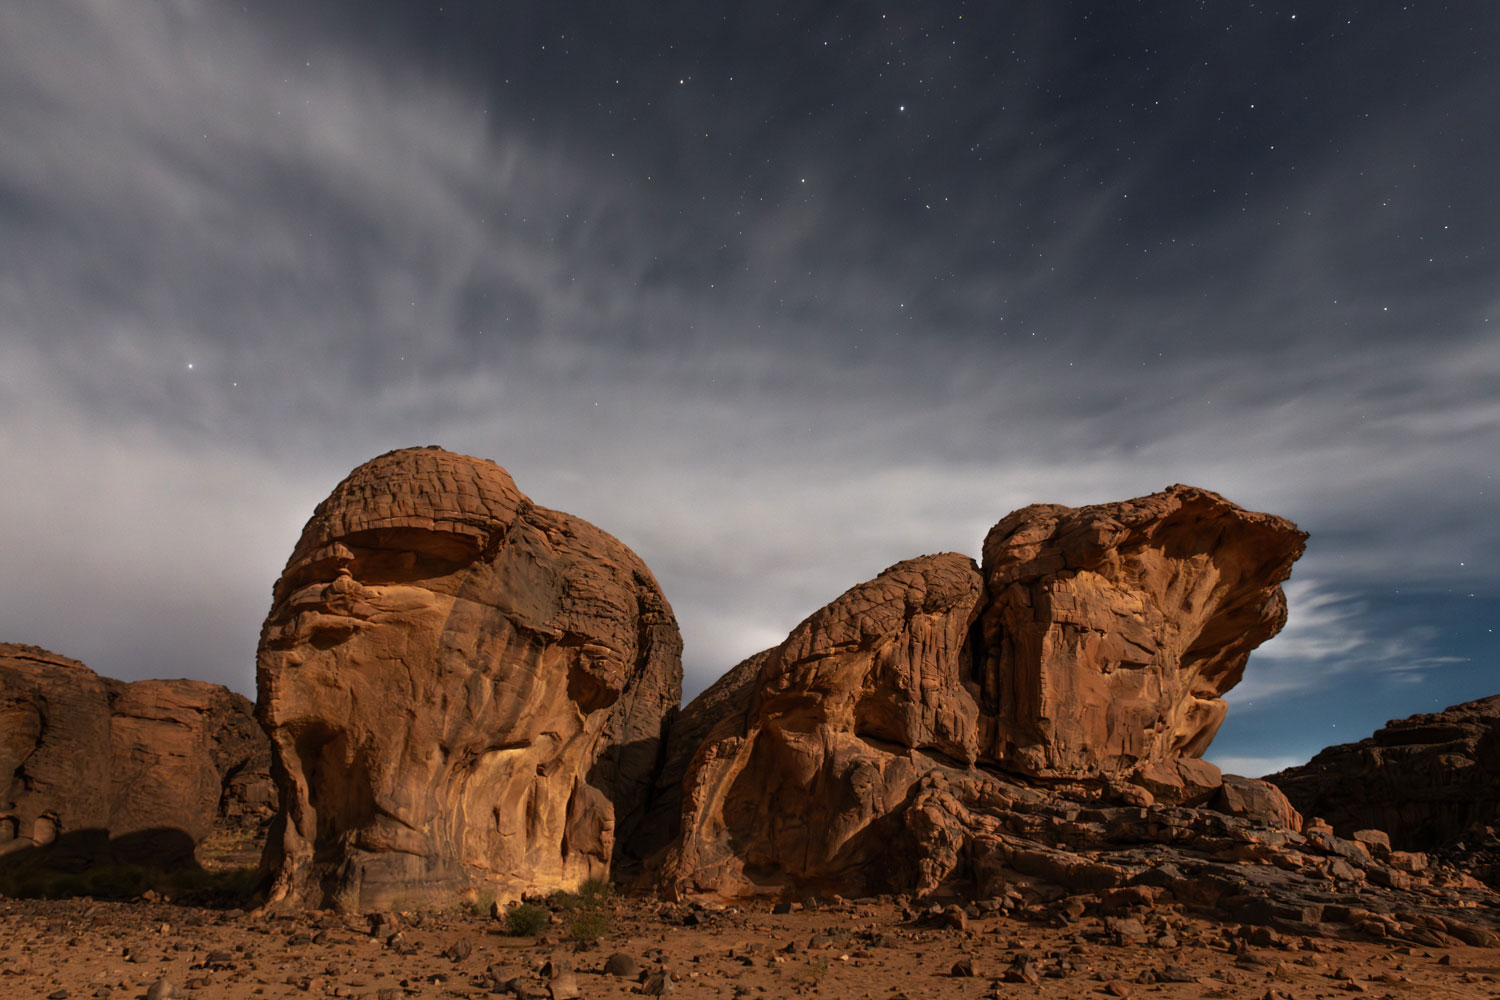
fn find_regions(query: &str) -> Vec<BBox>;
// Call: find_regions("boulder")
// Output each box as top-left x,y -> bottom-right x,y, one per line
1268,695 -> 1500,854
0,643 -> 271,864
653,485 -> 1306,899
1213,774 -> 1304,832
256,446 -> 681,911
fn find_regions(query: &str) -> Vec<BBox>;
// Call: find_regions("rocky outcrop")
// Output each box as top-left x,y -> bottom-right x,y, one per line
257,446 -> 682,912
659,553 -> 984,896
653,485 -> 1307,899
0,643 -> 272,864
977,486 -> 1306,781
1268,695 -> 1500,863
640,484 -> 1500,941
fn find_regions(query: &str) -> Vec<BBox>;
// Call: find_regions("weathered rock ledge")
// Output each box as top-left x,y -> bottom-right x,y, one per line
1270,693 -> 1500,889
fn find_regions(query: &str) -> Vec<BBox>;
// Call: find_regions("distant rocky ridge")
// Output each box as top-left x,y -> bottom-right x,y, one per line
0,643 -> 272,865
1269,694 -> 1500,886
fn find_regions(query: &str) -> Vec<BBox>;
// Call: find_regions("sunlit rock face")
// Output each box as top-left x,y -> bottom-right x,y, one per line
257,447 -> 681,911
653,485 -> 1307,899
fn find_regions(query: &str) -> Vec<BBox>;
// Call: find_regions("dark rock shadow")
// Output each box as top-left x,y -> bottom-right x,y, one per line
0,827 -> 257,908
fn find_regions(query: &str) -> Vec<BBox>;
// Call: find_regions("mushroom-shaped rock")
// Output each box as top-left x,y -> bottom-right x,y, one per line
655,486 -> 1305,898
256,447 -> 681,911
977,484 -> 1307,780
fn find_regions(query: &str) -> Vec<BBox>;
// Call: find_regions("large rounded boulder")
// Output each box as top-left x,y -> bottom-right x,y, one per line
257,447 -> 681,911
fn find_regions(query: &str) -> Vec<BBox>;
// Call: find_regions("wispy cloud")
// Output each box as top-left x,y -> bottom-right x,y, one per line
0,0 -> 1496,731
1230,579 -> 1471,705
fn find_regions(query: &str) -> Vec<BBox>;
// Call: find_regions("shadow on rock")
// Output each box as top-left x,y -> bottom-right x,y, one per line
0,827 -> 257,907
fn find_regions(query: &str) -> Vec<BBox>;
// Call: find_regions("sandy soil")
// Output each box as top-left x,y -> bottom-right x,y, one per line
3,893 -> 1498,1000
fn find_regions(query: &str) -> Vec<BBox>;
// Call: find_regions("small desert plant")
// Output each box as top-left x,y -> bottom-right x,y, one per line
503,901 -> 549,936
565,905 -> 611,943
576,876 -> 613,905
468,886 -> 497,917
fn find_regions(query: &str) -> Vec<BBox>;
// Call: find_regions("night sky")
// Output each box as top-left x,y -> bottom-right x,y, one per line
2,3 -> 1496,777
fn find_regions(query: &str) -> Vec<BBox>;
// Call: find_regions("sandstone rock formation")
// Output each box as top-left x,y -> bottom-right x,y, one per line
0,643 -> 272,864
1269,694 -> 1500,860
978,487 -> 1306,780
257,446 -> 681,912
654,485 -> 1308,899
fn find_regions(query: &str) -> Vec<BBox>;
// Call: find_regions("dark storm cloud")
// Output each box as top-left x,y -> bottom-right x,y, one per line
1,3 -> 1496,763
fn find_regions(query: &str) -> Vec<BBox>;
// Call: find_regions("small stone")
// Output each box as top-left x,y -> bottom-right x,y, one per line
145,982 -> 175,1000
603,953 -> 640,977
1003,956 -> 1041,985
543,957 -> 580,1000
1103,982 -> 1130,998
640,970 -> 674,995
939,904 -> 968,931
1156,965 -> 1196,983
950,957 -> 978,977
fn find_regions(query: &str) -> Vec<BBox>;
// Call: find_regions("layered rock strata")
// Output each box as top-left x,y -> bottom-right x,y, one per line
0,643 -> 272,863
1269,694 -> 1500,883
655,485 -> 1306,898
257,446 -> 682,911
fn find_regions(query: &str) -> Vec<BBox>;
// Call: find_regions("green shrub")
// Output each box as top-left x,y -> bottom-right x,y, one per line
469,887 -> 497,917
503,902 -> 549,936
576,877 -> 613,905
565,905 -> 610,942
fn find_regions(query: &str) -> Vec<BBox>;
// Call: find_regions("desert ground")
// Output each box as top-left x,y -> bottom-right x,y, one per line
4,890 -> 1499,1000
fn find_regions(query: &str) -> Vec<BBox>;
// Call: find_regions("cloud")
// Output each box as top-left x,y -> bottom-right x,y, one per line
1229,579 -> 1471,705
0,0 -> 1496,729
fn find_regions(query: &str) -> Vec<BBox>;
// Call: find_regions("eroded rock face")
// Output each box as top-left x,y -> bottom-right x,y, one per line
1269,695 -> 1500,853
977,485 -> 1306,779
257,446 -> 681,911
0,643 -> 271,863
660,553 -> 984,896
654,485 -> 1307,899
